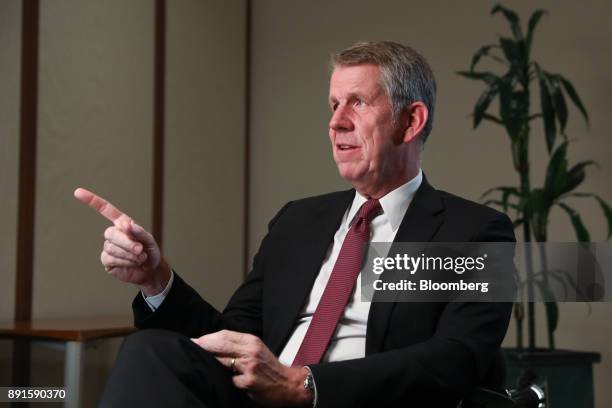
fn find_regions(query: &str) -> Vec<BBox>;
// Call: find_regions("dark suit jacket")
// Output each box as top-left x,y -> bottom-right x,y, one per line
132,175 -> 515,408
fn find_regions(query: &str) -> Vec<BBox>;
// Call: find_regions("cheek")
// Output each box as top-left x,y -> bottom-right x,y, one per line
373,121 -> 399,149
365,132 -> 386,159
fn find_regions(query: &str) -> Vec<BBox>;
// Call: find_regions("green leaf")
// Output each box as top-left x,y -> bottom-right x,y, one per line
571,193 -> 612,239
535,65 -> 557,152
498,37 -> 528,72
516,40 -> 528,69
548,273 -> 569,300
550,75 -> 568,133
562,160 -> 596,195
529,188 -> 552,227
456,71 -> 500,85
545,299 -> 559,336
545,300 -> 559,349
557,74 -> 589,127
481,186 -> 522,214
558,202 -> 591,242
470,44 -> 499,71
498,76 -> 513,123
481,186 -> 520,200
498,76 -> 524,139
526,9 -> 547,57
499,37 -> 519,65
544,142 -> 568,199
482,113 -> 504,125
528,189 -> 553,242
528,113 -> 543,121
473,83 -> 500,128
593,195 -> 612,239
549,268 -> 593,301
501,188 -> 519,212
491,4 -> 523,41
513,218 -> 525,228
535,281 -> 559,340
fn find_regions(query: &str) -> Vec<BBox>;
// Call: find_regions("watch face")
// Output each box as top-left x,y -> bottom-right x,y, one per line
304,374 -> 314,390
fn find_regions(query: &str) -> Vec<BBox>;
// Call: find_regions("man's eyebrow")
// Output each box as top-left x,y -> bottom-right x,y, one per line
328,92 -> 366,105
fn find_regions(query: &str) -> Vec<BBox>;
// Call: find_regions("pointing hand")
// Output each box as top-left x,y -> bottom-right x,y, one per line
74,187 -> 170,295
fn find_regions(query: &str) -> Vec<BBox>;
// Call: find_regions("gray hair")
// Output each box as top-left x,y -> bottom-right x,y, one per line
331,41 -> 437,144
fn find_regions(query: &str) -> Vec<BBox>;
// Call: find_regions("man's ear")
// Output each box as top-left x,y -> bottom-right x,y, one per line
402,102 -> 428,144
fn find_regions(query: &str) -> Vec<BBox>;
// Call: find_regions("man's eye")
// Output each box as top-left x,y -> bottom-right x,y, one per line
354,99 -> 365,107
331,103 -> 339,111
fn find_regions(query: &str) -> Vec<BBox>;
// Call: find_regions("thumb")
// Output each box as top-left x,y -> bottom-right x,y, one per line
115,214 -> 133,233
129,221 -> 157,248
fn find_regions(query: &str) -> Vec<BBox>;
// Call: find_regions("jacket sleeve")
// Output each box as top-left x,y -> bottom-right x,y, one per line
132,202 -> 293,339
308,212 -> 516,408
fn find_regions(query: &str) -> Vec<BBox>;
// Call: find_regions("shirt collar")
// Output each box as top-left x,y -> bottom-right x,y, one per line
347,169 -> 423,232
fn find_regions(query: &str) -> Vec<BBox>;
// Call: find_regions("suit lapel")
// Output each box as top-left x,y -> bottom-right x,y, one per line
269,189 -> 355,355
365,175 -> 445,354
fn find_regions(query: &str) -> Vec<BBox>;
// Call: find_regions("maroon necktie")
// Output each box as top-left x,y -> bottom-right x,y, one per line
292,198 -> 382,366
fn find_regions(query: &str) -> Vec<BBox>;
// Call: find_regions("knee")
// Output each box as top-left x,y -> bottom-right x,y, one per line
116,329 -> 221,377
119,329 -> 184,358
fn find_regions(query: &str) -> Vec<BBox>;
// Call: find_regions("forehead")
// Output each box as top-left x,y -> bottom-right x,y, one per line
329,64 -> 384,98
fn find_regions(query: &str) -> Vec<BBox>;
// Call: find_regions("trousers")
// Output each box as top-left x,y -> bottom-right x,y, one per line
99,329 -> 255,408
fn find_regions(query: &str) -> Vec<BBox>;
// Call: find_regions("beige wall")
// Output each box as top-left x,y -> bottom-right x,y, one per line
34,0 -> 154,319
163,0 -> 246,311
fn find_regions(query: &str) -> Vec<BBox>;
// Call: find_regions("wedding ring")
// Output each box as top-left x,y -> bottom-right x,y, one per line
230,358 -> 236,373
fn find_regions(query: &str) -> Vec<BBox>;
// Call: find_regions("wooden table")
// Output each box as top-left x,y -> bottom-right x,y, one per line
0,317 -> 136,408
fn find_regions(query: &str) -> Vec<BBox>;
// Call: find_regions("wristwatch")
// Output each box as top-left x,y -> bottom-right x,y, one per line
303,370 -> 315,392
303,366 -> 317,407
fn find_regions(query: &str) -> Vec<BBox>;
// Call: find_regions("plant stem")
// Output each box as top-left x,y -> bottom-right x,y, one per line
523,209 -> 536,350
537,240 -> 555,349
516,131 -> 536,350
515,302 -> 524,349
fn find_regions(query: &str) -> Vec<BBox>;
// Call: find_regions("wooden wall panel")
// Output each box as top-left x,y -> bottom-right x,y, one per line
0,0 -> 22,387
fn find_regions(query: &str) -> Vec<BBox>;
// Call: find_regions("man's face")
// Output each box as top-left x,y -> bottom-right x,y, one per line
328,64 -> 408,195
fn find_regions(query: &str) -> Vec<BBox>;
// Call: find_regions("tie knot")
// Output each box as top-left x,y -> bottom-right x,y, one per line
357,199 -> 381,222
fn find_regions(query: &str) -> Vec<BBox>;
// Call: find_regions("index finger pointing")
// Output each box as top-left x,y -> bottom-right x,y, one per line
74,187 -> 126,224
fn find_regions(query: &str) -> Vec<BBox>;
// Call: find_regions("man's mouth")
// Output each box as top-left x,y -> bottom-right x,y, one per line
337,144 -> 359,151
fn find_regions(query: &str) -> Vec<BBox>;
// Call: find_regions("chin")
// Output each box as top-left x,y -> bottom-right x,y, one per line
336,164 -> 366,185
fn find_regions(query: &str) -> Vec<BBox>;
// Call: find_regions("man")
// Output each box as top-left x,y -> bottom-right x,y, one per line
76,41 -> 514,407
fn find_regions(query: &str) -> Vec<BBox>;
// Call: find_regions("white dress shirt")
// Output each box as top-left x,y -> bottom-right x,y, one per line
144,170 -> 423,365
277,170 -> 422,365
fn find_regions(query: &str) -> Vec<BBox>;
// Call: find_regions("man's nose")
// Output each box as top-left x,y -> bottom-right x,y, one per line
329,105 -> 354,132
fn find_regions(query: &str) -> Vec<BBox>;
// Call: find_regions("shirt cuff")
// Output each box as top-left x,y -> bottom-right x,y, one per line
141,269 -> 175,311
304,365 -> 318,408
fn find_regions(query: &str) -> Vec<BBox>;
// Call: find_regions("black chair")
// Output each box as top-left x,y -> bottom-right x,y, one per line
459,352 -> 546,408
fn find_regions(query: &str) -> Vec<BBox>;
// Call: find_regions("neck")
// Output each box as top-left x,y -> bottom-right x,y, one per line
354,167 -> 420,199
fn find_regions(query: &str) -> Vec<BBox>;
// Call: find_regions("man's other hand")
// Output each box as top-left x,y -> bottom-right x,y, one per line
74,187 -> 170,296
192,330 -> 313,407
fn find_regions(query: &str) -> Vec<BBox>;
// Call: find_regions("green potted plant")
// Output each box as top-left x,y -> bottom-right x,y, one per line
457,4 -> 611,407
